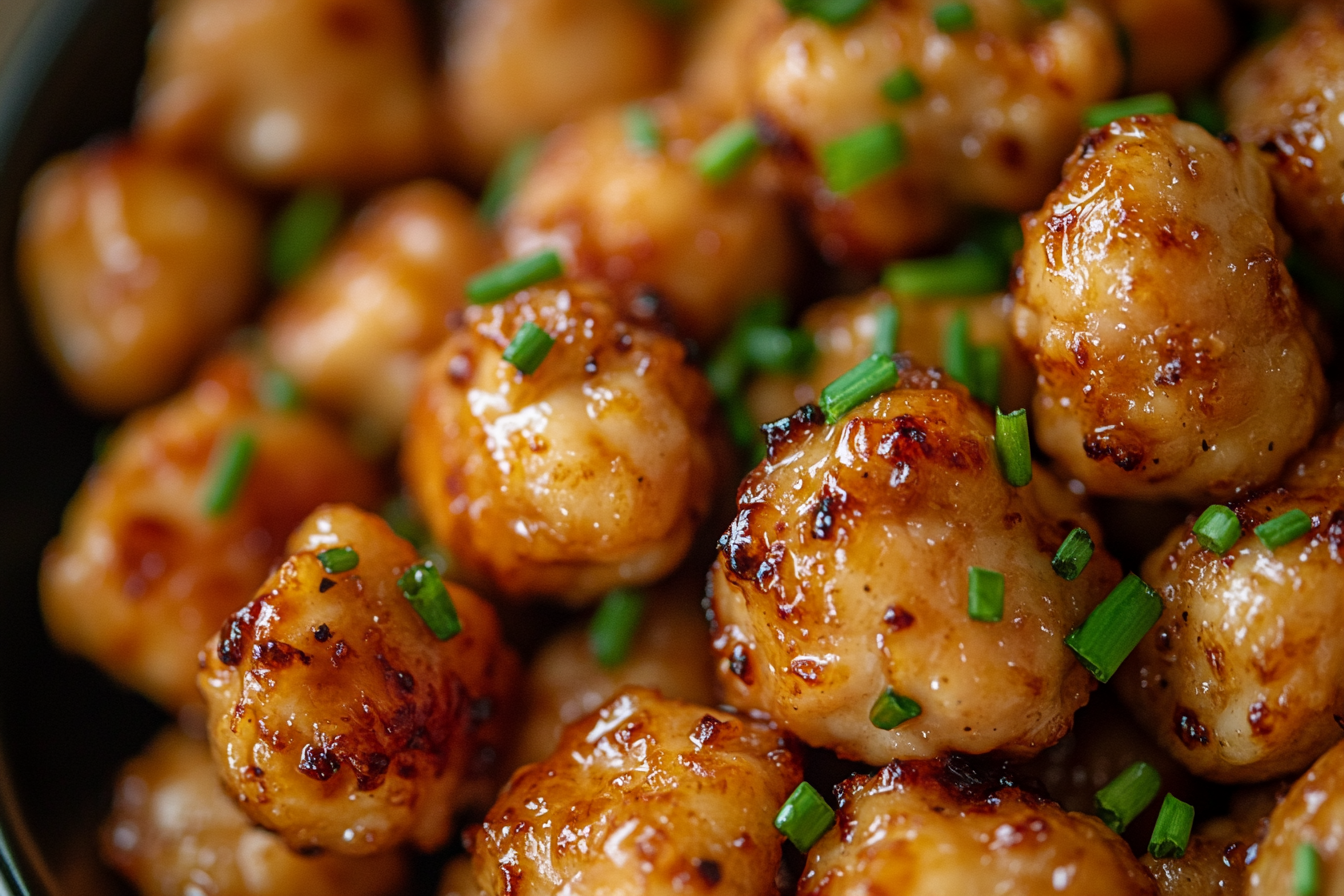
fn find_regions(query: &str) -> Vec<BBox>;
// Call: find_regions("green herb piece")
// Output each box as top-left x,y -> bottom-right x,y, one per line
1023,0 -> 1065,18
994,408 -> 1032,487
741,326 -> 816,374
480,136 -> 543,223
466,250 -> 565,305
881,66 -> 923,103
502,321 -> 556,375
589,587 -> 645,668
694,120 -> 761,184
780,0 -> 873,25
1256,509 -> 1312,551
1181,89 -> 1226,135
818,354 -> 900,425
933,2 -> 975,32
968,566 -> 1005,622
870,687 -> 923,729
202,430 -> 257,518
971,344 -> 1000,405
883,253 -> 1007,297
1052,527 -> 1095,581
775,782 -> 837,852
1296,842 -> 1321,896
872,303 -> 900,357
1065,573 -> 1163,683
1192,505 -> 1241,555
317,546 -> 359,574
821,122 -> 908,195
624,103 -> 662,154
397,561 -> 462,641
944,309 -> 973,389
1148,794 -> 1195,859
1094,761 -> 1161,833
258,368 -> 302,412
268,187 -> 342,286
1083,92 -> 1177,129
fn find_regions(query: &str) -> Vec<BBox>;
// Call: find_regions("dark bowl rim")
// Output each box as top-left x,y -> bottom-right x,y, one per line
0,0 -> 104,892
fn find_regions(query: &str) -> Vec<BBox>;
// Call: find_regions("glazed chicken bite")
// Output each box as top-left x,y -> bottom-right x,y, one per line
198,504 -> 519,855
1115,422 -> 1344,783
1013,115 -> 1327,501
18,140 -> 260,413
749,0 -> 1122,265
1247,738 -> 1344,895
401,279 -> 718,604
500,99 -> 796,343
40,353 -> 379,711
799,758 -> 1157,896
102,728 -> 408,896
265,180 -> 499,446
136,0 -> 435,187
1226,4 -> 1344,277
1141,815 -> 1257,896
440,0 -> 676,180
470,687 -> 802,896
709,368 -> 1122,764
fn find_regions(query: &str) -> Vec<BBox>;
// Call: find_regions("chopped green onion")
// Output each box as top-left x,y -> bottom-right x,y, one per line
501,321 -> 556,375
1052,528 -> 1095,580
382,495 -> 455,575
775,782 -> 836,852
624,103 -> 662,154
818,355 -> 900,425
967,566 -> 1004,623
480,136 -> 543,223
966,210 -> 1025,266
1181,89 -> 1226,135
820,122 -> 907,195
397,561 -> 462,641
258,368 -> 302,412
780,0 -> 872,25
883,253 -> 1006,297
1065,573 -> 1162,683
944,308 -> 973,388
870,686 -> 922,729
1083,92 -> 1177,129
994,408 -> 1032,487
1256,509 -> 1312,550
723,394 -> 764,451
872,303 -> 899,357
971,344 -> 1000,406
201,430 -> 257,518
1148,794 -> 1195,859
268,187 -> 342,286
466,250 -> 564,305
1022,0 -> 1065,17
1193,505 -> 1241,555
881,66 -> 922,103
694,120 -> 761,185
706,347 -> 747,401
1093,761 -> 1161,833
741,325 -> 816,373
589,587 -> 645,668
1296,843 -> 1321,896
317,546 -> 359,574
933,2 -> 975,32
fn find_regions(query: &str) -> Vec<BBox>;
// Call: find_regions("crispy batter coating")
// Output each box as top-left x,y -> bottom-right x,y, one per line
746,289 -> 1034,427
1012,115 -> 1327,501
102,728 -> 408,896
1099,0 -> 1232,94
511,579 -> 716,768
439,0 -> 675,180
198,504 -> 519,855
749,0 -> 1122,265
401,280 -> 718,604
709,369 -> 1122,764
1116,423 -> 1344,783
1247,738 -> 1344,894
136,0 -> 435,187
470,687 -> 802,896
501,99 -> 796,343
799,758 -> 1157,896
18,140 -> 260,413
265,180 -> 499,446
1226,4 -> 1344,276
40,353 -> 379,711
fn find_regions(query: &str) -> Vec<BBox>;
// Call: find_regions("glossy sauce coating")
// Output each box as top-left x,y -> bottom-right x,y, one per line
501,99 -> 796,344
1013,115 -> 1327,500
799,758 -> 1158,896
1117,423 -> 1344,782
18,140 -> 260,413
198,504 -> 519,855
439,0 -> 675,180
102,728 -> 408,896
1225,3 -> 1344,276
470,687 -> 802,896
265,180 -> 499,446
1247,738 -> 1344,894
41,353 -> 380,711
750,0 -> 1122,265
137,0 -> 435,187
709,370 -> 1122,764
401,280 -> 718,604
1141,817 -> 1256,896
